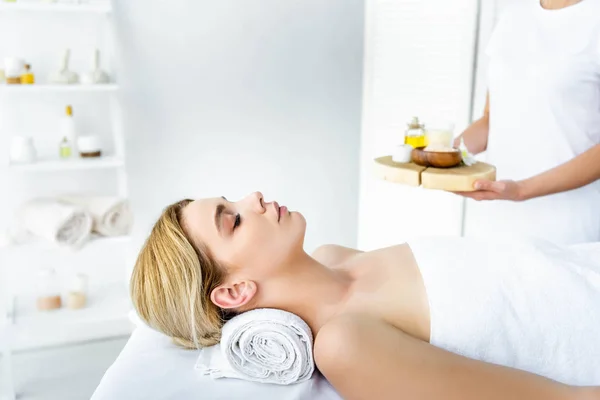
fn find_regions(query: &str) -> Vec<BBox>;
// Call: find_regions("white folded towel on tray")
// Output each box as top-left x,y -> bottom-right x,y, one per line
195,308 -> 315,385
59,195 -> 133,237
17,198 -> 93,249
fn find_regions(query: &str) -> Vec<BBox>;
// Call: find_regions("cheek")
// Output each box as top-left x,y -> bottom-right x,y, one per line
227,217 -> 307,273
226,229 -> 272,270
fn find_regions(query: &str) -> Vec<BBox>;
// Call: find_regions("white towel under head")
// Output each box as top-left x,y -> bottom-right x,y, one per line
195,308 -> 315,385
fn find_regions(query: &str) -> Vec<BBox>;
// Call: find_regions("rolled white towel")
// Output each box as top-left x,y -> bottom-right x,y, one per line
59,195 -> 133,237
195,308 -> 315,385
18,198 -> 93,249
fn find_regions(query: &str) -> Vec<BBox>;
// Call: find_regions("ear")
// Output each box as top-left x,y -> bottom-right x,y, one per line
210,280 -> 257,310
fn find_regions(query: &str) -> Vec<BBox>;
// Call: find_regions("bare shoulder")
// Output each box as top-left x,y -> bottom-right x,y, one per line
313,314 -> 372,367
314,313 -> 406,372
311,244 -> 363,267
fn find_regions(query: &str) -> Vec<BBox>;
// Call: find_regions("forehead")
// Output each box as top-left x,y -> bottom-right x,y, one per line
184,197 -> 220,220
181,197 -> 221,243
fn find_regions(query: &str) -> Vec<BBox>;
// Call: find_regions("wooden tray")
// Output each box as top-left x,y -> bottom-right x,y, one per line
373,156 -> 496,192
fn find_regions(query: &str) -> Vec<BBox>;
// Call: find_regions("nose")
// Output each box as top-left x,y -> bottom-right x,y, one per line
242,191 -> 265,212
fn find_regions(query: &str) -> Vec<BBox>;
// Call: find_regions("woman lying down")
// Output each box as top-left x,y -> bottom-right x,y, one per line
131,192 -> 600,400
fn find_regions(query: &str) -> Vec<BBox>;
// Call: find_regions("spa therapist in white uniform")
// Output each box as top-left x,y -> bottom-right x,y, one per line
455,0 -> 600,244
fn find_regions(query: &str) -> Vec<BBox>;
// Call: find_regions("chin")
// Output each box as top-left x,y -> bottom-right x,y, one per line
292,213 -> 307,245
291,211 -> 307,230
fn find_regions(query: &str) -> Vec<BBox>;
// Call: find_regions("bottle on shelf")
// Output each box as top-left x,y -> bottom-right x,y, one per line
48,49 -> 79,85
59,105 -> 78,158
20,64 -> 35,85
59,137 -> 72,159
81,49 -> 110,85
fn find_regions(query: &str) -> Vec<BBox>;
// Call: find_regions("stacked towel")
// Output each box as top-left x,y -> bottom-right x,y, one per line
11,195 -> 133,249
59,195 -> 133,237
17,198 -> 93,249
195,308 -> 315,385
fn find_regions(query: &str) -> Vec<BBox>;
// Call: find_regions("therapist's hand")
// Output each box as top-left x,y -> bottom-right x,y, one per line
454,179 -> 524,201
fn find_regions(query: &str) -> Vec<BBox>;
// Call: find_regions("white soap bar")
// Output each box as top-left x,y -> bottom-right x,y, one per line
392,145 -> 413,163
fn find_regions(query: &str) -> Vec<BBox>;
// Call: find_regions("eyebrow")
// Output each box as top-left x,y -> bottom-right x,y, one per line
215,203 -> 226,236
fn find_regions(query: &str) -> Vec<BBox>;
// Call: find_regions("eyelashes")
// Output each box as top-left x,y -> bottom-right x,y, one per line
233,213 -> 241,230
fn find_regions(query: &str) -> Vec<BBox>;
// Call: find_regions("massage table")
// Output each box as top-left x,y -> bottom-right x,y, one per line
91,313 -> 341,400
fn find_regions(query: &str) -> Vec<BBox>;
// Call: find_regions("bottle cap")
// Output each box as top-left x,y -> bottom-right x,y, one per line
407,116 -> 424,129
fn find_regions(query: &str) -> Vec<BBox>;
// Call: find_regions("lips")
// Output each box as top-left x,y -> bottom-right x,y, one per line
273,201 -> 280,221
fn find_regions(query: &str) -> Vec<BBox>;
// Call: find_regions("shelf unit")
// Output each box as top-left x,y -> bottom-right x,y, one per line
6,233 -> 131,250
8,155 -> 124,171
0,84 -> 118,93
0,2 -> 131,399
0,2 -> 111,14
7,283 -> 132,352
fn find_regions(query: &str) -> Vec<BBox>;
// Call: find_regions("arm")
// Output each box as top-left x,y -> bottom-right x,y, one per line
458,144 -> 600,201
453,93 -> 490,154
315,315 -> 593,400
517,143 -> 600,200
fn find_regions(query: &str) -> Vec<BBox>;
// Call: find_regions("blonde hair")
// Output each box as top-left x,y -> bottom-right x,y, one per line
130,199 -> 229,349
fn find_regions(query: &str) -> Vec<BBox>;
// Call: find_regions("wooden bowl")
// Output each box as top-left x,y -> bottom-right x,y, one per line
411,147 -> 462,168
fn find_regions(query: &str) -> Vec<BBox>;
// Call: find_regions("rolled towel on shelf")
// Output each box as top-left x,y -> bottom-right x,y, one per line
17,198 -> 93,249
195,308 -> 315,385
59,195 -> 133,237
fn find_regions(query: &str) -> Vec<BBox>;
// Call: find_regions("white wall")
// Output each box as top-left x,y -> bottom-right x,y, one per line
114,0 -> 365,264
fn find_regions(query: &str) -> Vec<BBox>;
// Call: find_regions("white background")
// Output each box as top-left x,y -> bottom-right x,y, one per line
114,0 -> 365,264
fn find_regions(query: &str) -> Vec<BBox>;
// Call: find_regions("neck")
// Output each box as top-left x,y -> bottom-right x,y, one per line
541,0 -> 582,10
255,252 -> 354,335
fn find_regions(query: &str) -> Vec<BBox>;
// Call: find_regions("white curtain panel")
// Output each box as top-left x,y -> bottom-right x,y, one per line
358,0 -> 479,249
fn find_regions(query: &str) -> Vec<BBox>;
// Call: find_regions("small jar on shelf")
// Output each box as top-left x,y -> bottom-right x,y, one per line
20,64 -> 35,85
67,273 -> 88,310
77,135 -> 102,158
4,57 -> 25,85
36,268 -> 62,312
9,136 -> 37,164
